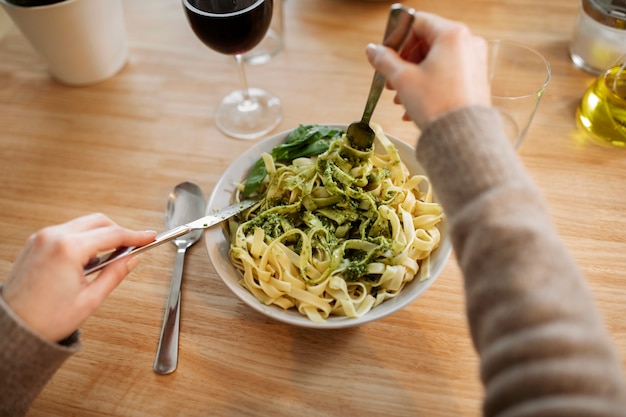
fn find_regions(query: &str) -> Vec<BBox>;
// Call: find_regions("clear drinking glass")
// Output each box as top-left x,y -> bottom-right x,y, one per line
183,0 -> 282,140
487,40 -> 551,149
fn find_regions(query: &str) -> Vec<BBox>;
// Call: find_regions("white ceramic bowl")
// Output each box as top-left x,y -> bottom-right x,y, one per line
204,125 -> 452,329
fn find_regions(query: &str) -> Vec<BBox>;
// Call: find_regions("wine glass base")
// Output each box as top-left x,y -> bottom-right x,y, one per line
215,87 -> 283,140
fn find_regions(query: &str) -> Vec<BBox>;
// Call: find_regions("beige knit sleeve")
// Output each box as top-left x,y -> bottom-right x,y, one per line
0,289 -> 80,417
416,106 -> 626,417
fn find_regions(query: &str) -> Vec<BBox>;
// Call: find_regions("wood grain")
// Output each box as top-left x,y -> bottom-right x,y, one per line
0,1 -> 624,416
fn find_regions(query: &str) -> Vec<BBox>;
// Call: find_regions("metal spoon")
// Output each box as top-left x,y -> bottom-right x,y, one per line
153,181 -> 206,375
346,4 -> 415,151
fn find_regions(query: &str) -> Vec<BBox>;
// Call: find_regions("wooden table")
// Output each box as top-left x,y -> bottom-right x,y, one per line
1,1 -> 624,416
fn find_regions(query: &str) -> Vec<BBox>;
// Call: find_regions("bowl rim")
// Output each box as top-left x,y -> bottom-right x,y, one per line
204,124 -> 452,329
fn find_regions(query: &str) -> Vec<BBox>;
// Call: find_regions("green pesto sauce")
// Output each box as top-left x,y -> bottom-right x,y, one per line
343,262 -> 369,281
241,134 -> 410,283
245,212 -> 294,240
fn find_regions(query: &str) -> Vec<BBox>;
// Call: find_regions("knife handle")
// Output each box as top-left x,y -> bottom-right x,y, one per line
83,225 -> 191,275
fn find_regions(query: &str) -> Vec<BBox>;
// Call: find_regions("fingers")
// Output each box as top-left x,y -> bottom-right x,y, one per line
394,11 -> 477,66
4,214 -> 153,343
402,11 -> 469,52
82,255 -> 141,309
407,11 -> 466,47
366,43 -> 408,87
399,38 -> 430,65
365,10 -> 491,129
77,226 -> 157,261
25,213 -> 120,254
41,213 -> 116,237
26,214 -> 156,266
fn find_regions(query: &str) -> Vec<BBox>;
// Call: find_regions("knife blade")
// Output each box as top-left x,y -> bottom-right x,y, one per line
83,198 -> 258,275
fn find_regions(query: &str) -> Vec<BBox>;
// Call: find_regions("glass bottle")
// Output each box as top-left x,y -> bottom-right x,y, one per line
570,0 -> 626,75
577,53 -> 626,146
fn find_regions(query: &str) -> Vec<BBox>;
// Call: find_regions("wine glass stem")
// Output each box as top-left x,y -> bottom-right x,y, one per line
235,54 -> 253,105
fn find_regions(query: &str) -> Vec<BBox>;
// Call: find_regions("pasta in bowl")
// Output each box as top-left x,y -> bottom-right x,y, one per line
205,124 -> 452,328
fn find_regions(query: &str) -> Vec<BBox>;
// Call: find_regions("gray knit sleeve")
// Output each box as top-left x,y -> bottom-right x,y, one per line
0,289 -> 81,417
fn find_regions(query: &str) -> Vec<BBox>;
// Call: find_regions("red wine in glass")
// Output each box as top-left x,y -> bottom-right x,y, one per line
183,0 -> 282,140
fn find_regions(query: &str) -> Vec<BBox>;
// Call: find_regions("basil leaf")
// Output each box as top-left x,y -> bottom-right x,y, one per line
271,125 -> 342,161
241,158 -> 268,199
241,125 -> 344,198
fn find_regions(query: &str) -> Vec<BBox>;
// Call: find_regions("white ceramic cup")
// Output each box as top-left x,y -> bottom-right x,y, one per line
0,0 -> 128,86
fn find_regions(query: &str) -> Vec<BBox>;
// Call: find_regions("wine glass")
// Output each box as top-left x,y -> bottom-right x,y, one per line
243,0 -> 284,65
183,0 -> 282,140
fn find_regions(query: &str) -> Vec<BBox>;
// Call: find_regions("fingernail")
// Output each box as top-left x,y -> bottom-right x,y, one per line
366,43 -> 381,60
126,255 -> 140,272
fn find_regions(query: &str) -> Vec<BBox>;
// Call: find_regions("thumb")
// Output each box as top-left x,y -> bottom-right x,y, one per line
81,255 -> 141,309
365,43 -> 405,86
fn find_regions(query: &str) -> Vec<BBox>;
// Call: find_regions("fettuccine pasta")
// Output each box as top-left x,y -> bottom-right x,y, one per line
228,123 -> 443,322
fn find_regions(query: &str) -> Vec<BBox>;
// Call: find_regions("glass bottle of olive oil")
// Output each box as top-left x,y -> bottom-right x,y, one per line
577,54 -> 626,147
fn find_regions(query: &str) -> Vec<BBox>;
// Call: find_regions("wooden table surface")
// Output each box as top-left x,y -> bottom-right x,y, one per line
1,0 -> 625,416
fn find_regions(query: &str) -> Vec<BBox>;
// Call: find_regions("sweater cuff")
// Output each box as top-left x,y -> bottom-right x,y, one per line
0,287 -> 80,416
0,286 -> 81,350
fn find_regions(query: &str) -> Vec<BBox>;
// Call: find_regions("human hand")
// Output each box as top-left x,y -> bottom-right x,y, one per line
1,213 -> 156,343
365,11 -> 491,128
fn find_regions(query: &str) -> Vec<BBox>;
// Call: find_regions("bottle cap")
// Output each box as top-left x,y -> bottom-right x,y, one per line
583,0 -> 626,29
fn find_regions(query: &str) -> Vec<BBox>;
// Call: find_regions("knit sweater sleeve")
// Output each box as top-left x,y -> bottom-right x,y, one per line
0,289 -> 81,417
416,106 -> 626,417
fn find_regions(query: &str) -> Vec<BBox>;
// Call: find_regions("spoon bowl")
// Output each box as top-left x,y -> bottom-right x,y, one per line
346,120 -> 377,151
154,181 -> 206,375
165,182 -> 206,243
